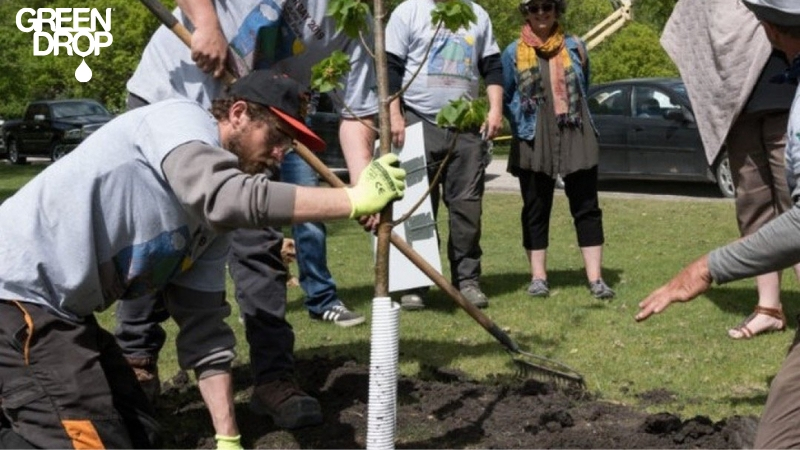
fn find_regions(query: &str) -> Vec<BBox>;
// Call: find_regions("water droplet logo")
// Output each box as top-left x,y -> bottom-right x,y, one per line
75,59 -> 92,82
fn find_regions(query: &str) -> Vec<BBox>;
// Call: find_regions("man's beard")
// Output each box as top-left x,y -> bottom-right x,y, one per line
227,132 -> 278,175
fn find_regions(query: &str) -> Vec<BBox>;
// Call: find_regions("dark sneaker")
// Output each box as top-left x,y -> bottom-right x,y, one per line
126,356 -> 161,405
400,289 -> 426,310
527,278 -> 550,297
460,284 -> 489,309
309,304 -> 365,327
249,379 -> 323,429
590,279 -> 615,300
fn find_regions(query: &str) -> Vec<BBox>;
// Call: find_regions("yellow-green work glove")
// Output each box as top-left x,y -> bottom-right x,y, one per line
345,153 -> 406,218
215,434 -> 243,450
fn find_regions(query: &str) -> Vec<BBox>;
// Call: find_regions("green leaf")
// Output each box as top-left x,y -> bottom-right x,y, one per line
327,0 -> 371,39
431,0 -> 477,33
310,51 -> 352,93
435,97 -> 487,130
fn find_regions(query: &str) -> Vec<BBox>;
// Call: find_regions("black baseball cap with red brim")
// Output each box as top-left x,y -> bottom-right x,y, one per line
227,69 -> 326,152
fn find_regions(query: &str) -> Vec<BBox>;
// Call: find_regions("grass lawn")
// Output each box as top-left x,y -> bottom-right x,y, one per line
2,159 -> 795,422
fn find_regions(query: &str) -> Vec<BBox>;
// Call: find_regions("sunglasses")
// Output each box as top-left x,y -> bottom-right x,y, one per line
520,2 -> 555,14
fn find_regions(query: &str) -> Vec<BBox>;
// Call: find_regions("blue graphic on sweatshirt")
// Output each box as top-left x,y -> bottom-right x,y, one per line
113,227 -> 192,299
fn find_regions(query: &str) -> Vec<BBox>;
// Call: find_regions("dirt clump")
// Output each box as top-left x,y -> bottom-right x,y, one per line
157,356 -> 757,449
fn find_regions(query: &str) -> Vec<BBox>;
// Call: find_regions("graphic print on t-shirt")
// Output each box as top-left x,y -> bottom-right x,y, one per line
229,0 -> 324,71
427,30 -> 474,89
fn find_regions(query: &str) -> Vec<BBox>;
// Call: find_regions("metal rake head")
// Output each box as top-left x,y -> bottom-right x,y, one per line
511,351 -> 587,394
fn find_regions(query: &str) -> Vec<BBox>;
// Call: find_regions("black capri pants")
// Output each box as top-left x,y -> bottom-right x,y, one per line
518,166 -> 604,250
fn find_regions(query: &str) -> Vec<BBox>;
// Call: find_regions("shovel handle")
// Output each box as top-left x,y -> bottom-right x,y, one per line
139,0 -> 236,85
140,0 -> 185,39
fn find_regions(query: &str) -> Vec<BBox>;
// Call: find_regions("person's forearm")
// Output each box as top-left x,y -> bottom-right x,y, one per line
340,118 -> 376,183
487,84 -> 503,116
291,186 -> 352,223
198,372 -> 239,437
709,204 -> 800,283
390,98 -> 403,120
176,0 -> 220,29
485,84 -> 504,139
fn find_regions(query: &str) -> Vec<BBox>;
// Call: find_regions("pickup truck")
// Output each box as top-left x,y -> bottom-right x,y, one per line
2,99 -> 113,164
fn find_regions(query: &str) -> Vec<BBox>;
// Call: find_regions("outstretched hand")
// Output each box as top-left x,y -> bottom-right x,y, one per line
635,255 -> 713,322
345,153 -> 406,219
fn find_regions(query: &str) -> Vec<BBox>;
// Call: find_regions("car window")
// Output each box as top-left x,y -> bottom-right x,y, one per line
588,86 -> 626,116
26,104 -> 49,120
52,101 -> 111,119
633,86 -> 681,119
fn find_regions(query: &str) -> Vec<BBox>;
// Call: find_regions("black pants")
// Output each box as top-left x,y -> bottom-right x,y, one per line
0,300 -> 161,449
518,167 -> 604,250
405,110 -> 488,288
228,227 -> 295,384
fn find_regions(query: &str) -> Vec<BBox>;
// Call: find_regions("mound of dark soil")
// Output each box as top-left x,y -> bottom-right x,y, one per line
157,356 -> 757,449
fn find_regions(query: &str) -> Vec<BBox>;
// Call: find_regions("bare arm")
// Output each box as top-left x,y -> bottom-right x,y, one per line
339,117 -> 381,230
636,203 -> 800,323
483,84 -> 503,140
290,186 -> 353,223
340,117 -> 376,182
634,255 -> 713,322
176,0 -> 227,78
389,97 -> 406,149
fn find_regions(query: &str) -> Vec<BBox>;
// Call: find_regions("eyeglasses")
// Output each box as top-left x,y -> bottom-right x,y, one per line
520,2 -> 555,14
270,123 -> 296,152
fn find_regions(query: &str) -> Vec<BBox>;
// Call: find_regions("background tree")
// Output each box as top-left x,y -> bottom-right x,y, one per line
0,0 -> 679,120
591,21 -> 677,82
0,0 -> 172,117
632,0 -> 679,31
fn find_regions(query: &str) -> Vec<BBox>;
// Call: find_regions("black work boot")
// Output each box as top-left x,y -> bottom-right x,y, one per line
125,356 -> 161,405
249,378 -> 323,429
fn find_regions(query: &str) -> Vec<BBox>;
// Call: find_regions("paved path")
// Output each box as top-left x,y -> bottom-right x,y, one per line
484,158 -> 518,193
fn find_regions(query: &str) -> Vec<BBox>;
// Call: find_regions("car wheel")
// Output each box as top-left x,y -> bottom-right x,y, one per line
7,139 -> 26,165
51,144 -> 68,161
715,152 -> 735,199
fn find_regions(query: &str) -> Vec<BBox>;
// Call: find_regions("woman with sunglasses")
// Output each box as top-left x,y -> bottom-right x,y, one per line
501,0 -> 614,300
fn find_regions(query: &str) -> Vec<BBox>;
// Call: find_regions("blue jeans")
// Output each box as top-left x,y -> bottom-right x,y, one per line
280,151 -> 341,314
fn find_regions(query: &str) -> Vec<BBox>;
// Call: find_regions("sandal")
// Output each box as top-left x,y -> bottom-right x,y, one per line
728,306 -> 786,340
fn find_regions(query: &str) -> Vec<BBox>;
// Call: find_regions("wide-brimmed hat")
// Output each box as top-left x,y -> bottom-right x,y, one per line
228,69 -> 326,152
742,0 -> 800,26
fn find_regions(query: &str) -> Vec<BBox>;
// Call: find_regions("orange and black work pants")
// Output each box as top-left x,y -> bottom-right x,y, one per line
0,300 -> 161,449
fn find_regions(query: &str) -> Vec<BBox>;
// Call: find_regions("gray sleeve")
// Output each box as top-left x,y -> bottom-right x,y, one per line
708,204 -> 800,283
162,283 -> 236,376
161,141 -> 297,231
